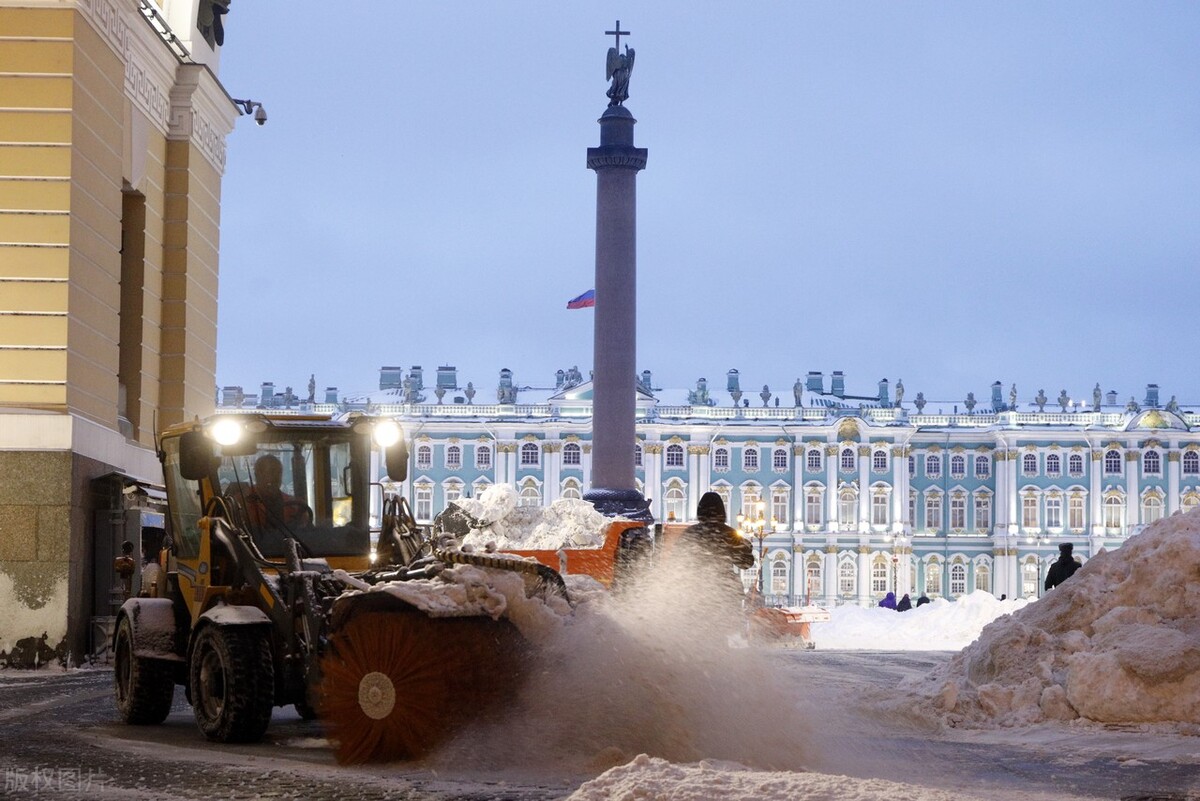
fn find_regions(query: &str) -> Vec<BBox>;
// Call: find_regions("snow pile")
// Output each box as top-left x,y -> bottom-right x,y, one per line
811,592 -> 1030,651
566,754 -> 991,801
899,511 -> 1200,727
0,573 -> 68,656
454,484 -> 613,550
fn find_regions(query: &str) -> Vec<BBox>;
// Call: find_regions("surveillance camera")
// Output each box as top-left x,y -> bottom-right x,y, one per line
253,105 -> 267,126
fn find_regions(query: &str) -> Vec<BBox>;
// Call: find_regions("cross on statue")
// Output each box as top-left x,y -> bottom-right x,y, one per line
605,20 -> 630,50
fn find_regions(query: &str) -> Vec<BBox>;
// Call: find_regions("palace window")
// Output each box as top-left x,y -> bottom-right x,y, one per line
839,490 -> 857,529
742,485 -> 763,519
925,494 -> 941,532
713,447 -> 730,472
634,444 -> 643,468
950,455 -> 965,479
1046,453 -> 1061,477
1104,449 -> 1122,476
771,488 -> 789,526
1022,453 -> 1038,476
664,484 -> 687,522
1184,451 -> 1200,475
925,454 -> 941,478
975,455 -> 991,479
1069,496 -> 1085,530
872,490 -> 889,526
908,492 -> 917,530
519,483 -> 541,507
1143,495 -> 1164,525
871,560 -> 888,594
974,495 -> 991,531
805,492 -> 823,526
925,562 -> 942,597
1143,451 -> 1161,476
1022,495 -> 1039,529
840,448 -> 856,472
873,450 -> 888,473
974,564 -> 991,593
771,559 -> 789,595
520,442 -> 540,467
1104,496 -> 1124,529
562,442 -> 581,466
1068,453 -> 1084,477
1021,560 -> 1040,598
950,563 -> 967,597
415,484 -> 433,522
475,444 -> 492,470
806,448 -> 822,472
561,480 -> 582,500
666,444 -> 685,468
908,455 -> 916,477
806,563 -> 821,600
950,495 -> 966,530
1045,495 -> 1062,529
773,448 -> 789,472
443,480 -> 462,505
743,447 -> 760,472
445,445 -> 461,470
1182,493 -> 1200,512
838,561 -> 856,596
416,445 -> 432,470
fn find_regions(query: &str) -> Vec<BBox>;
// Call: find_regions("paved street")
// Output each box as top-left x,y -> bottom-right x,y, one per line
1,653 -> 1197,800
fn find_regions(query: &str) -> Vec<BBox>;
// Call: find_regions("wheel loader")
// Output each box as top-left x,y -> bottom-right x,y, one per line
112,412 -> 597,762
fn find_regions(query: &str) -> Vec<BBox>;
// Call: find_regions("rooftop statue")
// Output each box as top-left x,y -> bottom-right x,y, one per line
604,22 -> 635,106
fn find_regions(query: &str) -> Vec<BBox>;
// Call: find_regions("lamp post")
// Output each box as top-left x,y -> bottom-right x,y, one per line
737,500 -> 768,598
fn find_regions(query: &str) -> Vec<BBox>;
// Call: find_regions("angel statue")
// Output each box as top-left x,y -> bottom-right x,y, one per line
606,44 -> 635,106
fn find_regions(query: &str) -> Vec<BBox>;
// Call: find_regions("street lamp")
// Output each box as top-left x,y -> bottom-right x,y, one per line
737,500 -> 768,597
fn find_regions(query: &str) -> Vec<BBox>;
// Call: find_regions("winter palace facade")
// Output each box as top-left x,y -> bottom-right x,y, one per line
218,367 -> 1200,607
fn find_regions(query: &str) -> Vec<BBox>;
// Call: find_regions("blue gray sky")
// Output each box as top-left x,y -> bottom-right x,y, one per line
215,3 -> 1200,409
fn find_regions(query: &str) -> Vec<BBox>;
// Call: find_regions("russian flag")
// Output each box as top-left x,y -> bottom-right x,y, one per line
566,289 -> 595,309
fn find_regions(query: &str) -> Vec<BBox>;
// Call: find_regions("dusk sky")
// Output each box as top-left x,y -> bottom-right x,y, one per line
214,3 -> 1200,410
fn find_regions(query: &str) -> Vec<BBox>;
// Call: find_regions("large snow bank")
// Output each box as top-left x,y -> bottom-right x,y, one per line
898,510 -> 1200,727
0,573 -> 68,655
811,591 -> 1029,651
565,753 -> 990,801
454,484 -> 613,550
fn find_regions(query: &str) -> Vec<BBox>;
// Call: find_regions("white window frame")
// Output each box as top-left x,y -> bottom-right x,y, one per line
838,490 -> 857,529
925,454 -> 941,478
871,560 -> 888,594
1104,496 -> 1124,529
1104,449 -> 1122,476
1068,453 -> 1084,477
1022,453 -> 1038,476
562,442 -> 581,466
974,494 -> 991,532
1045,495 -> 1062,529
743,447 -> 760,472
1143,451 -> 1161,476
949,563 -> 967,597
950,495 -> 966,530
520,442 -> 540,467
806,448 -> 822,472
840,448 -> 856,472
974,455 -> 990,479
416,444 -> 432,470
950,455 -> 965,479
805,491 -> 823,526
838,560 -> 856,596
1142,494 -> 1164,525
445,444 -> 461,470
925,494 -> 942,532
713,447 -> 730,472
1069,495 -> 1085,530
773,448 -> 788,473
665,484 -> 687,522
475,444 -> 492,470
666,444 -> 685,468
871,490 -> 889,526
771,488 -> 789,526
1045,453 -> 1061,477
415,483 -> 433,522
872,450 -> 888,473
1183,451 -> 1200,476
1022,494 -> 1039,529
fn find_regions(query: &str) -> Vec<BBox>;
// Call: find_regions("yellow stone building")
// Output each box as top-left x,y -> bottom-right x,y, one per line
0,0 -> 236,663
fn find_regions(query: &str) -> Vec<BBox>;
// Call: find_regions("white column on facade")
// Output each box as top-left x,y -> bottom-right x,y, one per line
1090,450 -> 1104,536
581,444 -> 593,492
1125,449 -> 1140,532
694,444 -> 712,499
823,543 -> 838,606
1168,447 -> 1180,513
643,443 -> 662,520
825,444 -> 839,528
856,544 -> 871,606
891,446 -> 906,531
858,445 -> 871,532
896,543 -> 912,598
1007,449 -> 1020,532
543,441 -> 561,503
994,450 -> 1008,530
792,445 -> 805,528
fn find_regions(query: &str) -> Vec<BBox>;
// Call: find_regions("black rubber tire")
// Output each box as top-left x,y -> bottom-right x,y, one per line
189,625 -> 275,743
114,616 -> 175,725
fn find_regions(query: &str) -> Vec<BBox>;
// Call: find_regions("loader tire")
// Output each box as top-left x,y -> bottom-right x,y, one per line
114,616 -> 175,725
190,625 -> 274,743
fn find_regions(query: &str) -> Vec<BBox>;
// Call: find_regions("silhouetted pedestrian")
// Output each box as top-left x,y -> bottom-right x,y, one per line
1044,542 -> 1081,590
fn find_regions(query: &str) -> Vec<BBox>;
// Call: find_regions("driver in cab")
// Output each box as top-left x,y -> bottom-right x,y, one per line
247,454 -> 311,528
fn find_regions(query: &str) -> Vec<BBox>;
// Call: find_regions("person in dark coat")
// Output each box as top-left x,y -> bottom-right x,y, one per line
878,591 -> 897,609
675,492 -> 755,622
1044,542 -> 1081,590
915,594 -> 931,607
896,593 -> 912,612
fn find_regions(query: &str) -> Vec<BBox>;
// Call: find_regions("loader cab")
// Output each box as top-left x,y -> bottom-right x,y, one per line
158,414 -> 408,619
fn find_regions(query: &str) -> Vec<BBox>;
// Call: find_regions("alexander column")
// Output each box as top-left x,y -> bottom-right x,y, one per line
583,22 -> 651,522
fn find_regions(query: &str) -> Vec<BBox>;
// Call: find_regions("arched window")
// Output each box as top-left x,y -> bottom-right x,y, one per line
974,494 -> 991,531
771,559 -> 789,595
771,488 -> 789,526
806,449 -> 822,472
838,490 -> 857,529
475,444 -> 492,470
1069,495 -> 1085,530
634,444 -> 643,468
443,480 -> 463,505
1021,559 -> 1040,598
949,563 -> 966,596
1142,495 -> 1164,525
806,561 -> 821,600
1104,449 -> 1122,475
773,448 -> 788,472
925,454 -> 941,478
1104,496 -> 1124,529
1045,453 -> 1061,477
1143,451 -> 1161,475
925,561 -> 942,597
1022,453 -> 1038,476
741,485 -> 763,519
838,561 -> 856,596
871,489 -> 889,526
416,445 -> 432,470
1184,451 -> 1200,475
871,558 -> 889,593
743,447 -> 759,471
665,484 -> 687,522
562,442 -> 581,466
472,479 -> 491,498
666,443 -> 684,468
840,448 -> 856,472
414,483 -> 433,521
950,494 -> 966,530
950,455 -> 965,479
1045,495 -> 1062,528
872,450 -> 888,473
908,455 -> 916,476
519,483 -> 541,507
445,445 -> 462,469
713,447 -> 730,471
561,480 -> 582,500
520,442 -> 540,466
925,494 -> 942,532
974,564 -> 991,593
974,455 -> 991,479
1182,493 -> 1200,512
804,490 -> 823,526
1068,453 -> 1084,476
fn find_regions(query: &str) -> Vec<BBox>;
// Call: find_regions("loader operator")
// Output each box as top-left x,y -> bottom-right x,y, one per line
246,454 -> 311,529
675,492 -> 755,630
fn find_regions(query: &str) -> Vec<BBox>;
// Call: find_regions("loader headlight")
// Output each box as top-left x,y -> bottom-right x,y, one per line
373,420 -> 402,448
209,417 -> 243,447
